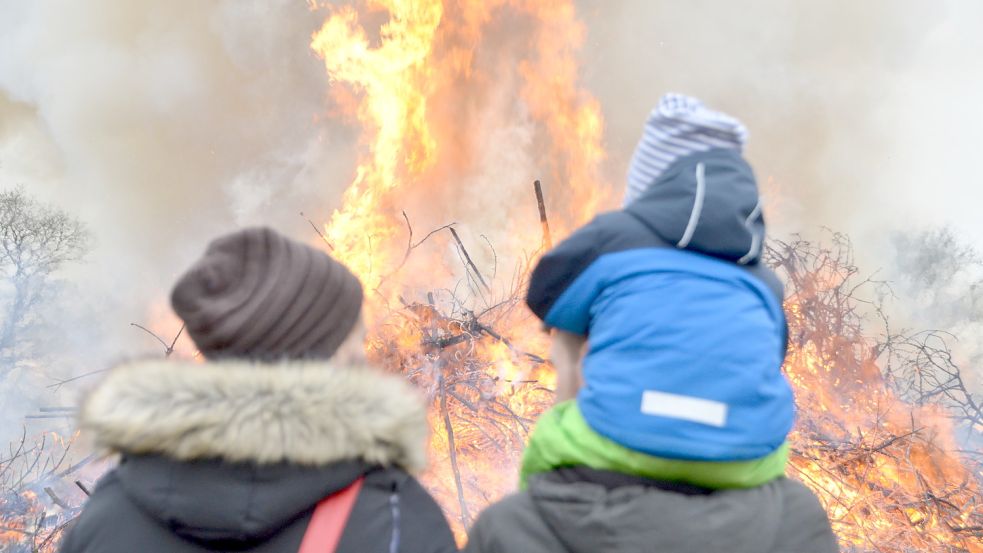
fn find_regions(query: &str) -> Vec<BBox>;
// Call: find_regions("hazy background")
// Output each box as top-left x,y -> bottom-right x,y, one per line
0,1 -> 981,414
581,1 -> 983,248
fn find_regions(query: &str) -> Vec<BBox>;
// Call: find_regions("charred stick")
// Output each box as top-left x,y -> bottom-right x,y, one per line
33,510 -> 47,538
438,371 -> 472,528
166,324 -> 186,358
43,487 -> 70,509
424,333 -> 470,350
474,322 -> 547,365
446,388 -> 480,412
449,228 -> 491,293
425,292 -> 439,344
534,180 -> 553,249
47,368 -> 109,389
56,453 -> 96,478
75,480 -> 91,496
129,323 -> 185,358
410,216 -> 457,251
130,323 -> 170,351
300,212 -> 334,250
394,211 -> 456,272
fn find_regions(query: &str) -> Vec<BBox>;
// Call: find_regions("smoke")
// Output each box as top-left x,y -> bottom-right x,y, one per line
0,1 -> 366,445
0,1 -> 358,339
577,0 -> 983,252
574,1 -> 983,392
891,227 -> 983,391
1,1 -> 981,386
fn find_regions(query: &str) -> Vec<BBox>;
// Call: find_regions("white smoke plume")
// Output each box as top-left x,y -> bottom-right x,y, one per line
578,1 -> 983,253
0,1 -> 981,388
0,1 -> 357,336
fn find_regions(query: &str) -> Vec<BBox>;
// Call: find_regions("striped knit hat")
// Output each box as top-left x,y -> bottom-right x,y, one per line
624,94 -> 749,206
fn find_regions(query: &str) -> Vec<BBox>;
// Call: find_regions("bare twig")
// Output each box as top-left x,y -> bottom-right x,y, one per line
300,211 -> 334,250
167,324 -> 186,357
129,323 -> 170,350
46,368 -> 108,389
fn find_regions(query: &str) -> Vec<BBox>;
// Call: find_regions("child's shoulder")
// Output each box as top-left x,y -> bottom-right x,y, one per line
565,210 -> 671,253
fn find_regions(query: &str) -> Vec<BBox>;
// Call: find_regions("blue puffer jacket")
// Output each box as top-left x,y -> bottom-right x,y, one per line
526,148 -> 795,462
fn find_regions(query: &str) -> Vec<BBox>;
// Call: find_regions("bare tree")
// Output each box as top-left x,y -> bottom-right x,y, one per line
892,226 -> 983,325
0,188 -> 89,377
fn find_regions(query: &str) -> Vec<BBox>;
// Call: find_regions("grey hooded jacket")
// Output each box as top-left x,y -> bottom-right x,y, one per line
464,469 -> 839,553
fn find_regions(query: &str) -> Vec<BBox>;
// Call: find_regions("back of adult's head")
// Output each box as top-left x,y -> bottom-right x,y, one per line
171,226 -> 363,360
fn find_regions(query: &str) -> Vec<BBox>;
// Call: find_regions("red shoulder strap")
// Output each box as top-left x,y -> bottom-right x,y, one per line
297,477 -> 364,553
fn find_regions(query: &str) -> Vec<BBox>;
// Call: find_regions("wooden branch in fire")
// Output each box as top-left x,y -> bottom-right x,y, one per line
449,227 -> 491,294
533,180 -> 553,250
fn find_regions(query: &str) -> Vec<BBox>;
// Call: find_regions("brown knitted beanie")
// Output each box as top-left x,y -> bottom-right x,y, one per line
171,227 -> 363,360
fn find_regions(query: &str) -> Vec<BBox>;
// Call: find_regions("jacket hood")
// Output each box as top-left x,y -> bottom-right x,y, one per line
527,474 -> 788,553
80,358 -> 428,544
115,455 -> 366,546
81,358 -> 428,470
625,148 -> 766,264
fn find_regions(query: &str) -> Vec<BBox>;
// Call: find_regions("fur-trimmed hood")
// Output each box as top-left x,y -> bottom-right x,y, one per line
81,358 -> 428,472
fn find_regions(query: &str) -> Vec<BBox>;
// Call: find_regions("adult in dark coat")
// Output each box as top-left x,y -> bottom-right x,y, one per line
463,468 -> 838,553
59,227 -> 457,553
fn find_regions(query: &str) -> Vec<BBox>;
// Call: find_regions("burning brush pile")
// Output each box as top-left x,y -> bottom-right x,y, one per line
351,216 -> 983,552
773,233 -> 983,552
304,1 -> 982,550
2,229 -> 979,553
0,431 -> 92,553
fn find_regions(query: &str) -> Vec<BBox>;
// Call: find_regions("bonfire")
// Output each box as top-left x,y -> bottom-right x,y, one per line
306,1 -> 983,550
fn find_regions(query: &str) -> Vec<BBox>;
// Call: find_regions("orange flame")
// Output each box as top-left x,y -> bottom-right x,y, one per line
310,0 -> 606,537
309,2 -> 981,550
311,0 -> 608,308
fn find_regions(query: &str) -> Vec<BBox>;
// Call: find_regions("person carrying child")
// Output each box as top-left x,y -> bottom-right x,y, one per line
464,94 -> 839,553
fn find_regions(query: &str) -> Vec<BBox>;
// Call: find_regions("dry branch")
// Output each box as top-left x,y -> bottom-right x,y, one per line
533,180 -> 552,249
449,227 -> 491,293
300,211 -> 334,250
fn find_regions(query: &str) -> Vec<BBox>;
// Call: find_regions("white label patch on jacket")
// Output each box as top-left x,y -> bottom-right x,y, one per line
640,390 -> 728,427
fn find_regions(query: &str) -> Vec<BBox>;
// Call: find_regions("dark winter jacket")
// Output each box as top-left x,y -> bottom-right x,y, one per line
464,468 -> 839,553
58,359 -> 457,553
526,148 -> 795,462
